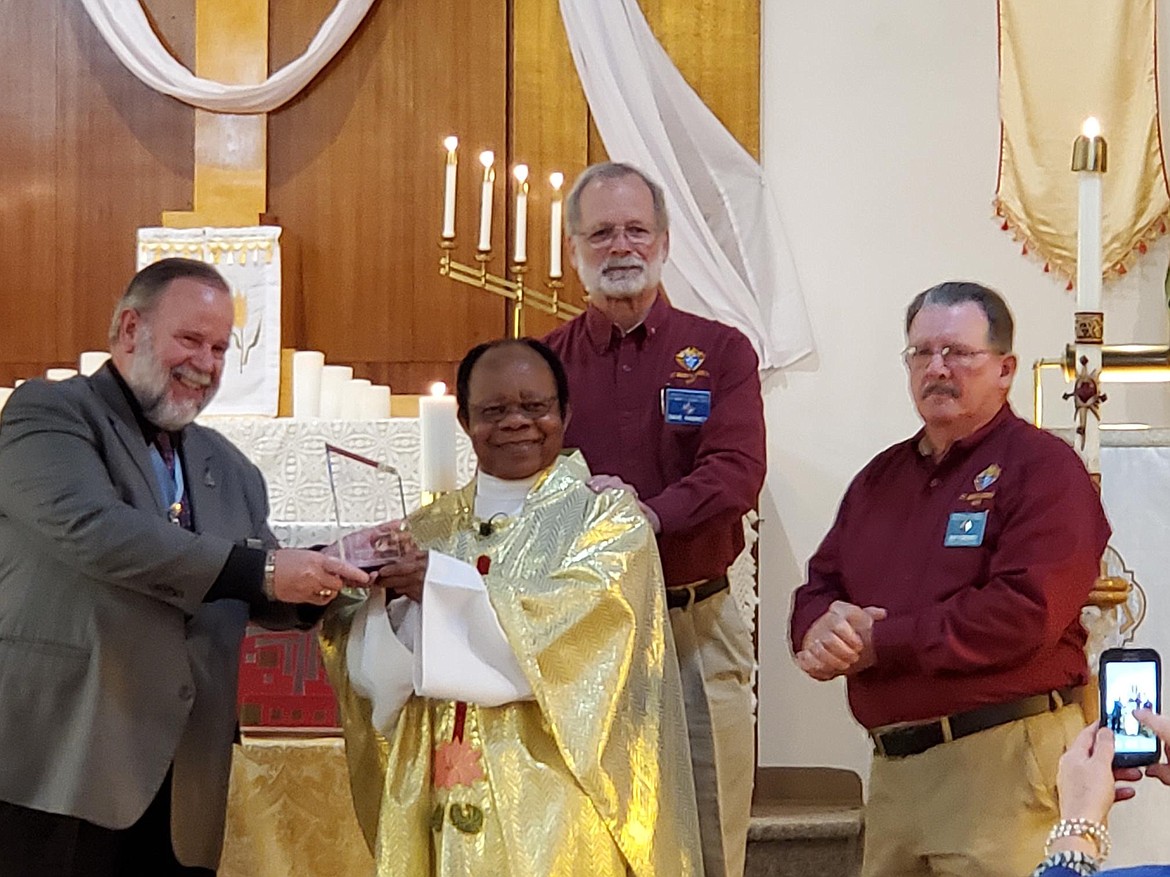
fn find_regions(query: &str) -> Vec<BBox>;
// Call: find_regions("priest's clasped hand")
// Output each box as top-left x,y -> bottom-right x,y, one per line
373,541 -> 428,603
323,520 -> 412,572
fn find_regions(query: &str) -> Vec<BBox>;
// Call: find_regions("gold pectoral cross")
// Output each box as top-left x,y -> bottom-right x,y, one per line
162,0 -> 269,228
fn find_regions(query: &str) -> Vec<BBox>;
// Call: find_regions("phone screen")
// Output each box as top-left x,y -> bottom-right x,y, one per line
1101,654 -> 1160,761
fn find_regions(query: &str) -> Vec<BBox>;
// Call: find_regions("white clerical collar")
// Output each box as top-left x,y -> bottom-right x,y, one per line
474,469 -> 541,520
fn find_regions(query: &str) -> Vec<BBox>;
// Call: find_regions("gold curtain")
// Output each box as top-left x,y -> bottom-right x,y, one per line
995,0 -> 1169,281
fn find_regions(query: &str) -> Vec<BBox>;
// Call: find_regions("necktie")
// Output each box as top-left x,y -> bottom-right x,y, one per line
154,432 -> 192,529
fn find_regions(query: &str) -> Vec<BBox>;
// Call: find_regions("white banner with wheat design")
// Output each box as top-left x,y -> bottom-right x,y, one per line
137,226 -> 282,416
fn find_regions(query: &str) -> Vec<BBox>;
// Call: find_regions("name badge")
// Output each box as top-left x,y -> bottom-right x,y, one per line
663,387 -> 711,425
944,511 -> 987,547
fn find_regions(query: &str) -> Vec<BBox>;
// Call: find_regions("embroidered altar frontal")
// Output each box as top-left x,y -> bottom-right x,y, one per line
239,629 -> 339,731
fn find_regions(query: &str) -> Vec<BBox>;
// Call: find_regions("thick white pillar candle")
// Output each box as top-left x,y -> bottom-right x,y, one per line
45,368 -> 78,381
79,351 -> 110,376
0,388 -> 12,415
341,378 -> 372,420
365,384 -> 391,419
442,136 -> 458,239
549,172 -> 565,279
478,151 -> 495,252
319,365 -> 353,419
419,381 -> 458,493
291,350 -> 325,419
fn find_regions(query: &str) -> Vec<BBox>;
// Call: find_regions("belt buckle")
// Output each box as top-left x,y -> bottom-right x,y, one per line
673,579 -> 705,611
939,715 -> 953,744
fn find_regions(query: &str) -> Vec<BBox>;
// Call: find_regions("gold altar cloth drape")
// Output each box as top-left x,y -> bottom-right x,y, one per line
320,453 -> 703,876
996,0 -> 1169,281
220,736 -> 374,877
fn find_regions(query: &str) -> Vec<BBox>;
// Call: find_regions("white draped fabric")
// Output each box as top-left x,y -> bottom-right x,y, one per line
559,0 -> 814,370
77,0 -> 377,113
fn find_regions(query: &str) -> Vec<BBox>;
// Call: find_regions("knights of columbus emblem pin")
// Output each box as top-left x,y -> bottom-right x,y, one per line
676,346 -> 706,372
973,464 -> 1001,492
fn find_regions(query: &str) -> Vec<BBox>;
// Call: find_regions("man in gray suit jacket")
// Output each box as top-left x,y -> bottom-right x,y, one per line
0,259 -> 370,876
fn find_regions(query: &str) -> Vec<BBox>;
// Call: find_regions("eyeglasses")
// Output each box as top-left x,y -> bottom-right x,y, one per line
576,223 -> 659,249
471,396 -> 560,424
901,345 -> 998,369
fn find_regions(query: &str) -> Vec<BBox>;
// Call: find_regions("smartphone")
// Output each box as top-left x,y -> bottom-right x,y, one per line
1099,647 -> 1162,768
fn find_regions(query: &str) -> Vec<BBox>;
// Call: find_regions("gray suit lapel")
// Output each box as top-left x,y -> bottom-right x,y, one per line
181,428 -> 219,534
90,366 -> 167,514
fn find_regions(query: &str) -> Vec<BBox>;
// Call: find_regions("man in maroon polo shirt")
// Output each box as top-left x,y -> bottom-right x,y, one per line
544,162 -> 765,877
790,281 -> 1110,877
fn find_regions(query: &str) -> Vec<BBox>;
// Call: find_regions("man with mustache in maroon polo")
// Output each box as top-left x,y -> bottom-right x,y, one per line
790,281 -> 1111,877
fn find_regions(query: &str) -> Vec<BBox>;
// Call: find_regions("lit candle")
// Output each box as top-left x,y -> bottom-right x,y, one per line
549,172 -> 564,279
1074,117 -> 1105,311
513,164 -> 529,263
478,151 -> 495,252
419,381 -> 458,493
1070,116 -> 1109,480
441,136 -> 458,240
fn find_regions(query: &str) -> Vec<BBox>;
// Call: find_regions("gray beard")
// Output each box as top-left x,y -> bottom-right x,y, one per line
124,328 -> 215,431
584,255 -> 663,300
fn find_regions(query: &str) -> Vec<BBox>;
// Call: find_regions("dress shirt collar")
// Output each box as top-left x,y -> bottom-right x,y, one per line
583,290 -> 670,352
912,403 -> 1014,466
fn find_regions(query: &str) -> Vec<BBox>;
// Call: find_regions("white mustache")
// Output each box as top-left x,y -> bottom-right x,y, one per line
602,256 -> 646,272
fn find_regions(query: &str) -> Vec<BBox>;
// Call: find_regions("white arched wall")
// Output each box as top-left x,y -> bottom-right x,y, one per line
758,1 -> 1170,865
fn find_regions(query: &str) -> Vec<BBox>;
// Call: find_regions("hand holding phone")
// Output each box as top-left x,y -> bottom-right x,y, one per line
1099,647 -> 1162,768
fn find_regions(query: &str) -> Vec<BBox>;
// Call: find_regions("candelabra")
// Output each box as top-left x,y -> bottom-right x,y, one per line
434,138 -> 581,338
438,241 -> 580,338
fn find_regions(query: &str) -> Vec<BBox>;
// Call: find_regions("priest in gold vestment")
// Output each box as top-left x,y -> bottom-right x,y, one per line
321,339 -> 703,876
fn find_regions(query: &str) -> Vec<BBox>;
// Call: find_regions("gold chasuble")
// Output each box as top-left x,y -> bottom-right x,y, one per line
996,0 -> 1170,281
320,453 -> 703,876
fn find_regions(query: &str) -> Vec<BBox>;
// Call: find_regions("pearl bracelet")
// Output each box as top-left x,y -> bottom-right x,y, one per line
1030,849 -> 1099,877
1045,817 -> 1111,861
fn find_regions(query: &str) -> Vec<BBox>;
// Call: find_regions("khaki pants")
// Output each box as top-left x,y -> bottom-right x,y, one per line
669,589 -> 756,877
862,704 -> 1084,877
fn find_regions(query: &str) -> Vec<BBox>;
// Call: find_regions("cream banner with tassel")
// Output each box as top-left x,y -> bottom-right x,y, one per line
995,0 -> 1170,282
137,226 -> 282,416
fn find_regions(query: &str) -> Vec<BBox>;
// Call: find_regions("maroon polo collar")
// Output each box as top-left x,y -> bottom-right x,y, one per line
583,290 -> 670,352
910,403 -> 1014,465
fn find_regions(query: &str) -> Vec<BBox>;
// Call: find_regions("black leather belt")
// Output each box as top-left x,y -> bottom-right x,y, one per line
870,687 -> 1081,758
666,575 -> 729,610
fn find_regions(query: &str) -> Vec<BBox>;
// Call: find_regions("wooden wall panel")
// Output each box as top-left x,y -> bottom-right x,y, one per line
641,0 -> 760,157
510,0 -> 590,340
0,6 -> 60,366
0,0 -> 193,386
0,1 -> 757,391
268,0 -> 508,392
